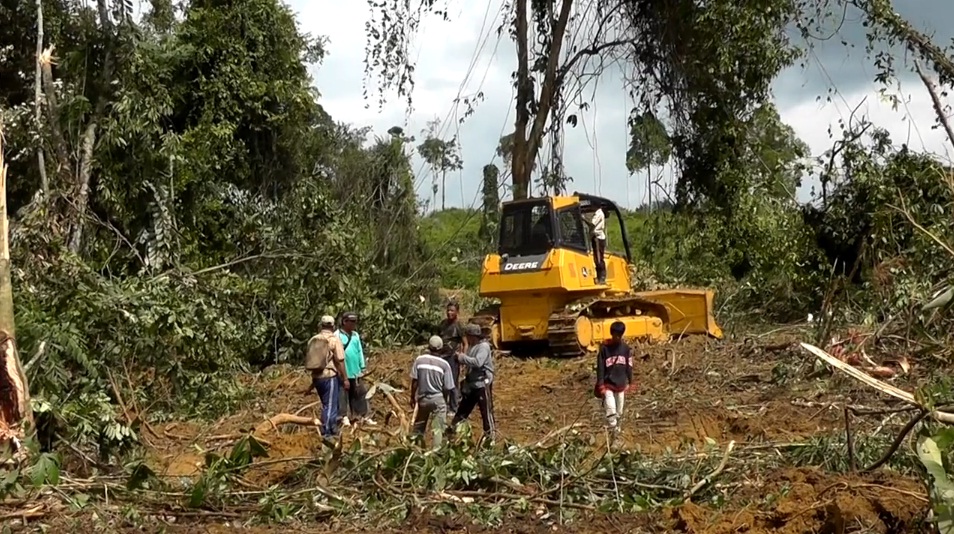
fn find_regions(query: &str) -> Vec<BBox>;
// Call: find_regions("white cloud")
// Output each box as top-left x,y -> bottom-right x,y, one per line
290,0 -> 952,210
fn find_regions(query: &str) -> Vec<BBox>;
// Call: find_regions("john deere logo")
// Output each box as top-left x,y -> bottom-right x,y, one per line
504,261 -> 539,271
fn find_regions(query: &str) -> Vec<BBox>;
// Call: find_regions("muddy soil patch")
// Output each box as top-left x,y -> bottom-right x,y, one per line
661,467 -> 928,533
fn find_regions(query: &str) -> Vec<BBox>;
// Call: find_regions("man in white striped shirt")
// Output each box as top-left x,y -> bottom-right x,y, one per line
409,336 -> 457,449
586,207 -> 607,284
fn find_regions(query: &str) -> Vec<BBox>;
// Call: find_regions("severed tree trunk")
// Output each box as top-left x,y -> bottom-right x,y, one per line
0,123 -> 33,449
35,0 -> 48,196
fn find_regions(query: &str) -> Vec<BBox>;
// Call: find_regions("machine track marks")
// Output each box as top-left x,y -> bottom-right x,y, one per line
547,312 -> 585,358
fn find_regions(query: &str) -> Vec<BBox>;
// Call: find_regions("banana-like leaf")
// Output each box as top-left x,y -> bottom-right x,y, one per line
923,286 -> 954,312
916,435 -> 954,534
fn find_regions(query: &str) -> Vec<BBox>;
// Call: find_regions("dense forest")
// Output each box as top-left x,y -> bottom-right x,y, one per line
0,0 -> 953,530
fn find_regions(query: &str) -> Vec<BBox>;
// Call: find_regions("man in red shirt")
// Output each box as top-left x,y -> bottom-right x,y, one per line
594,321 -> 633,433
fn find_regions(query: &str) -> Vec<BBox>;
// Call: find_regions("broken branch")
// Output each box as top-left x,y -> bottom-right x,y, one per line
685,440 -> 735,500
801,343 -> 954,424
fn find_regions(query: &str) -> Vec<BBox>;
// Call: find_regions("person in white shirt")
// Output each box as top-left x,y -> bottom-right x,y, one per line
586,207 -> 607,284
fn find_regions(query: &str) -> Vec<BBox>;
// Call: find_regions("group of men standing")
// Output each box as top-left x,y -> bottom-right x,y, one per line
305,300 -> 633,445
409,302 -> 496,448
303,304 -> 496,444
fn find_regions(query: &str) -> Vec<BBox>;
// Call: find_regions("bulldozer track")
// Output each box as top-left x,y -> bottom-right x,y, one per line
470,294 -> 672,358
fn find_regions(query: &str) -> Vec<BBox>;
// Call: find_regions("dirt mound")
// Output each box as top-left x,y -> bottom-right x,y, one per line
663,468 -> 927,533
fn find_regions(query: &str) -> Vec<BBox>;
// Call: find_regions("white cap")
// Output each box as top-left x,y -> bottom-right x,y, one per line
428,336 -> 443,351
320,315 -> 335,326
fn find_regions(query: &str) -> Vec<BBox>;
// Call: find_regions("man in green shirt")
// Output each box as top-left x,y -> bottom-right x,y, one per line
336,311 -> 376,426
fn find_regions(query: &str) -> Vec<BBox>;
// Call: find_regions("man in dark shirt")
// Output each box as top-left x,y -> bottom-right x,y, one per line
594,321 -> 633,433
438,302 -> 467,413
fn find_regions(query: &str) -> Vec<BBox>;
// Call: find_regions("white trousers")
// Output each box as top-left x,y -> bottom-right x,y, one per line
603,390 -> 625,428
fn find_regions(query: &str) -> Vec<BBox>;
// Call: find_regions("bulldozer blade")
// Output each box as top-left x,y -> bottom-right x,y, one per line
636,289 -> 723,339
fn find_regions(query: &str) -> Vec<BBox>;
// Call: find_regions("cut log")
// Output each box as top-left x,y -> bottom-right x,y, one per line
253,413 -> 320,436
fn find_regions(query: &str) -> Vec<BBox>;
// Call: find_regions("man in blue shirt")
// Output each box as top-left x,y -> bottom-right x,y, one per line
336,311 -> 376,426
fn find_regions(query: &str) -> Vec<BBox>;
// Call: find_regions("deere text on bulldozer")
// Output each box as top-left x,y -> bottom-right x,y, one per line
469,193 -> 723,357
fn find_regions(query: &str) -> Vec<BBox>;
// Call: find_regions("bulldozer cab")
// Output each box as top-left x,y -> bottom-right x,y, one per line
498,201 -> 553,259
496,195 -> 631,267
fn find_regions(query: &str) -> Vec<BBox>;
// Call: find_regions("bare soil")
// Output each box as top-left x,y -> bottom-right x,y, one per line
25,323 -> 933,533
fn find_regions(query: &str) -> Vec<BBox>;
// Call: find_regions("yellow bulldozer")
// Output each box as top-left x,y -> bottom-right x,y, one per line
469,193 -> 723,356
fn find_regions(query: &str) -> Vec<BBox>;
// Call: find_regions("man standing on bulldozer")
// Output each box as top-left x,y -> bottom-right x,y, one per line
584,205 -> 607,284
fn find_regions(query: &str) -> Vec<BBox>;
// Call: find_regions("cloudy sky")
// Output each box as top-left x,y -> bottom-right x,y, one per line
289,0 -> 954,210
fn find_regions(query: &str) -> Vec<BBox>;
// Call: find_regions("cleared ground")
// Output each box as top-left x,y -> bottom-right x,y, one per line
120,327 -> 931,533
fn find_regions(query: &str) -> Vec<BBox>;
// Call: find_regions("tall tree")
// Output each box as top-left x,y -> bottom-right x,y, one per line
416,120 -> 463,211
363,0 -> 799,204
365,0 -> 636,200
479,163 -> 500,241
626,112 -> 672,209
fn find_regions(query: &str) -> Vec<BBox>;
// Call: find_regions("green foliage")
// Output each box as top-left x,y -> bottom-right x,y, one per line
626,112 -> 672,173
0,0 -> 440,460
419,208 -> 485,289
917,434 -> 954,533
807,125 -> 954,341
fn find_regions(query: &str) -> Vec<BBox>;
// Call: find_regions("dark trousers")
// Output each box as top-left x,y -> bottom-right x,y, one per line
338,377 -> 369,419
442,353 -> 461,412
592,237 -> 606,282
450,383 -> 495,435
312,376 -> 339,437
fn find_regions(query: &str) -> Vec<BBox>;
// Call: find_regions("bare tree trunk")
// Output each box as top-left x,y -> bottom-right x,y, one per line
39,49 -> 71,185
68,120 -> 98,253
524,0 -> 574,178
441,170 -> 446,210
511,0 -> 531,200
35,0 -> 48,196
0,123 -> 34,448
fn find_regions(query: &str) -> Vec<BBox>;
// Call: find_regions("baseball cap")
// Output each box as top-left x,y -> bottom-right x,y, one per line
320,315 -> 335,326
464,323 -> 482,337
428,335 -> 443,351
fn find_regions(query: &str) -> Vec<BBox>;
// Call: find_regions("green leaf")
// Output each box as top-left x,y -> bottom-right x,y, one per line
917,435 -> 954,533
28,454 -> 60,487
126,462 -> 157,491
189,479 -> 207,508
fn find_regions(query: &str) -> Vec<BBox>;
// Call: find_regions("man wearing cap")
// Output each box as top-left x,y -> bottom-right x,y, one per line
336,311 -> 375,426
448,323 -> 496,440
409,336 -> 457,449
307,316 -> 348,438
